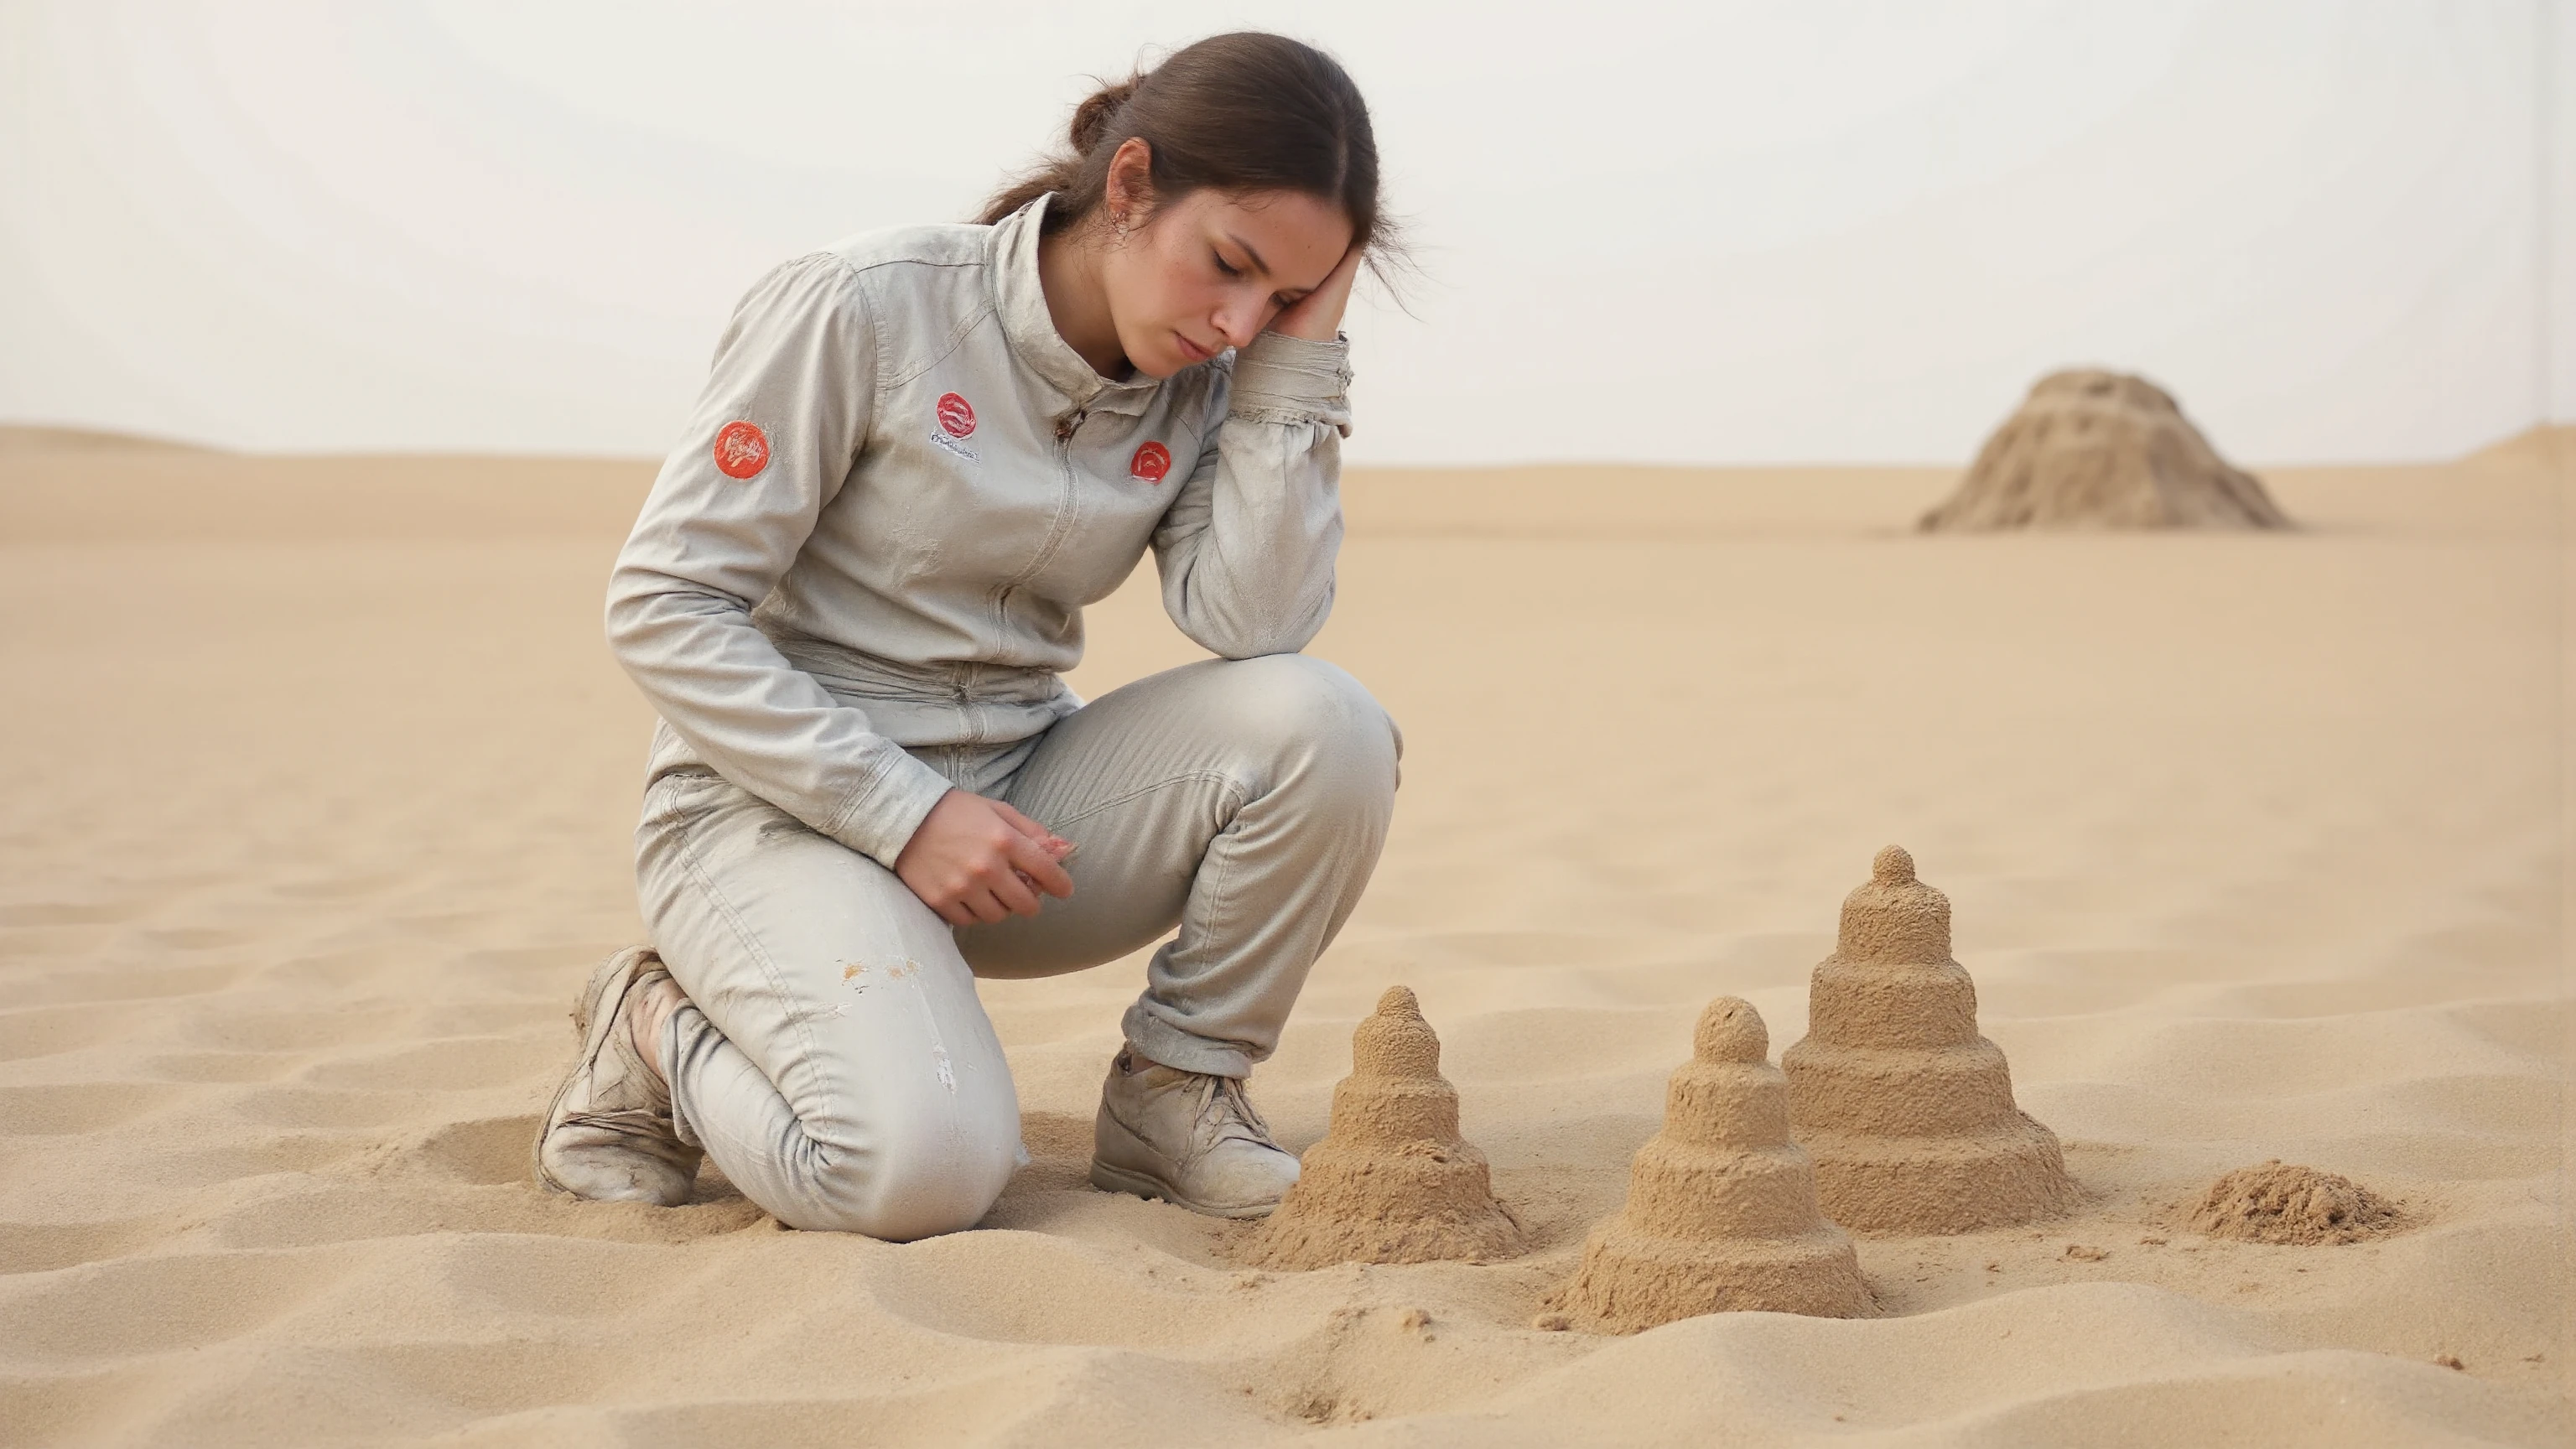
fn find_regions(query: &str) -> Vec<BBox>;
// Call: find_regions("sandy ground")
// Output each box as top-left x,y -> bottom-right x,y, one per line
0,426 -> 2568,1446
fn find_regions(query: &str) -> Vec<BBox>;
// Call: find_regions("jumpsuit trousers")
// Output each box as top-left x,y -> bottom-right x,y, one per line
636,653 -> 1400,1240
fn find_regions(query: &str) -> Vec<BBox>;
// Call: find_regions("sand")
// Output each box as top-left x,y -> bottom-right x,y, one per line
1782,846 -> 2080,1233
1545,997 -> 1869,1330
1919,369 -> 2294,531
1249,987 -> 1522,1270
0,426 -> 2568,1444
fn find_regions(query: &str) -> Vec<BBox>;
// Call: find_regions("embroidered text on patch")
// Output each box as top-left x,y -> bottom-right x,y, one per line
930,392 -> 980,461
713,420 -> 770,479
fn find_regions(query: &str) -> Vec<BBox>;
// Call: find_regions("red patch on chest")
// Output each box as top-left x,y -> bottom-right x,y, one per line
936,392 -> 977,438
1129,440 -> 1172,484
712,421 -> 770,479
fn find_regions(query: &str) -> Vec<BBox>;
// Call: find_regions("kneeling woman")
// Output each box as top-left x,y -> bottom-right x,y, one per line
534,33 -> 1401,1239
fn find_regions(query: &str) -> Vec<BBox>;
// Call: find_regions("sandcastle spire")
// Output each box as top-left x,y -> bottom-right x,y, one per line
1780,847 -> 2077,1233
1545,997 -> 1871,1331
1249,987 -> 1524,1269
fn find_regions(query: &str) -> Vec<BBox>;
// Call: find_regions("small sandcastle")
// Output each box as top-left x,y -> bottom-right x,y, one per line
1545,997 -> 1871,1331
1249,987 -> 1524,1269
1918,369 -> 2292,531
1781,847 -> 2078,1233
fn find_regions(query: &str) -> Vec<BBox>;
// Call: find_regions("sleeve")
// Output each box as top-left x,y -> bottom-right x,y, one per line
604,254 -> 955,867
1150,330 -> 1353,660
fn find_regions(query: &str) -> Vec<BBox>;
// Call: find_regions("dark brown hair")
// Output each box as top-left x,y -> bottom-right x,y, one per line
979,32 -> 1395,270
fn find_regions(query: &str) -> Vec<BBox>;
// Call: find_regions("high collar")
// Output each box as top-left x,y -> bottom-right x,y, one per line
989,195 -> 1163,418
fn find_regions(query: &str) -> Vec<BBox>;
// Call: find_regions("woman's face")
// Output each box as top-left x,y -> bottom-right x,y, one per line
1100,154 -> 1353,379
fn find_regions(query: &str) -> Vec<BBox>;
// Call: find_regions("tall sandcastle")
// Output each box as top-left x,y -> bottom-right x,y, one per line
1546,998 -> 1871,1332
1249,987 -> 1524,1269
1781,847 -> 2078,1233
1918,369 -> 2292,531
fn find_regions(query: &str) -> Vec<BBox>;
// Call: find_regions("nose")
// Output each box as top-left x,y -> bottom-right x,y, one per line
1213,293 -> 1268,351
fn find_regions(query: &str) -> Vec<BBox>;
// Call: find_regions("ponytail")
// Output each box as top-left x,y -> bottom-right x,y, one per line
977,33 -> 1397,269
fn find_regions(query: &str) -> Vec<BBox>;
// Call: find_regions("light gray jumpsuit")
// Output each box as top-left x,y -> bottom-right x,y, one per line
604,197 -> 1400,1239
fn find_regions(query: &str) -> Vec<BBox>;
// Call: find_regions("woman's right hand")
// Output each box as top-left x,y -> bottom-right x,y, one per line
893,789 -> 1076,926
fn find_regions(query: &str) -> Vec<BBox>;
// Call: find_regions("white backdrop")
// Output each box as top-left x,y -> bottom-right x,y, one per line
0,0 -> 2564,464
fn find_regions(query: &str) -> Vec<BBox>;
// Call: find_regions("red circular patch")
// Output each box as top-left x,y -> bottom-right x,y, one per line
712,420 -> 770,480
1129,440 -> 1172,484
936,392 -> 976,438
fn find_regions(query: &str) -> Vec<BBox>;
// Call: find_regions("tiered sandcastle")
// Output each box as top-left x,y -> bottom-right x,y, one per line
1781,847 -> 2078,1233
1546,998 -> 1871,1332
1249,987 -> 1524,1269
1918,369 -> 2292,531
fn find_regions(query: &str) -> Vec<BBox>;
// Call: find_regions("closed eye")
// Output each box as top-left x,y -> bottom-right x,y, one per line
1213,252 -> 1243,278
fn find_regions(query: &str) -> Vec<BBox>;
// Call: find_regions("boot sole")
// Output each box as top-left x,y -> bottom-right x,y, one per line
531,947 -> 653,1198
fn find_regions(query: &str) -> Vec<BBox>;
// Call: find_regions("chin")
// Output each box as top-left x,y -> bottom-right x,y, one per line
1124,338 -> 1185,380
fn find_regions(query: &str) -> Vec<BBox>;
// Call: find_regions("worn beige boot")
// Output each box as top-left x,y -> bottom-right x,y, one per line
532,947 -> 701,1207
1090,1047 -> 1300,1218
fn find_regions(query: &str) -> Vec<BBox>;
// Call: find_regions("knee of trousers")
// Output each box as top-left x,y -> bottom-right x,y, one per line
792,1095 -> 1021,1241
1206,654 -> 1402,810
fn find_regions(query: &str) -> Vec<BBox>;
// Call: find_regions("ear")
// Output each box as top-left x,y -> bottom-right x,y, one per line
1104,137 -> 1157,224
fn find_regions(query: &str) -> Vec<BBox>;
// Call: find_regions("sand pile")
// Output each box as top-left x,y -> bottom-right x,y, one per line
1249,987 -> 1524,1269
2187,1161 -> 2405,1245
1782,847 -> 2079,1233
1919,369 -> 2292,531
1545,998 -> 1871,1332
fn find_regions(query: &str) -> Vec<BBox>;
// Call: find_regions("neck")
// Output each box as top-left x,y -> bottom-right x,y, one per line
1036,221 -> 1130,380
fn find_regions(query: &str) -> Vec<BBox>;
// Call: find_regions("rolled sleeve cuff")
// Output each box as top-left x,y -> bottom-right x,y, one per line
825,747 -> 956,868
1228,332 -> 1353,435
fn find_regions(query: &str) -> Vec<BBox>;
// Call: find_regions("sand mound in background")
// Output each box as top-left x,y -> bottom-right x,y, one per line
0,423 -> 217,455
1782,847 -> 2080,1233
2464,423 -> 2576,475
2189,1161 -> 2406,1245
1545,998 -> 1871,1332
1918,369 -> 2293,531
1249,987 -> 1524,1269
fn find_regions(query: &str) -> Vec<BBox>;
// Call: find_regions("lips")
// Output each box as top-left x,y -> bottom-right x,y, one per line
1173,332 -> 1215,364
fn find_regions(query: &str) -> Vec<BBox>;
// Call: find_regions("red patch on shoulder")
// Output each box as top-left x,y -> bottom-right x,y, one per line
1129,440 -> 1172,484
713,421 -> 770,479
936,392 -> 976,438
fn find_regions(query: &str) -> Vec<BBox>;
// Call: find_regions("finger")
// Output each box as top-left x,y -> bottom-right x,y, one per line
935,897 -> 976,928
962,888 -> 1010,925
1306,245 -> 1362,305
1004,831 -> 1076,899
989,864 -> 1042,917
991,801 -> 1055,842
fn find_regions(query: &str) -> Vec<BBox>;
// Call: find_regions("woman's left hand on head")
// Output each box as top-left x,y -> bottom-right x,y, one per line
1269,245 -> 1363,342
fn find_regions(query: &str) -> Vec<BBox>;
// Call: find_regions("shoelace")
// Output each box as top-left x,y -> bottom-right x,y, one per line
561,1020 -> 678,1141
1190,1071 -> 1279,1151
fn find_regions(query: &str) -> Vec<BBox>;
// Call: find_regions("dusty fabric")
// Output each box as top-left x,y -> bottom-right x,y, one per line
607,195 -> 1353,867
638,655 -> 1398,1239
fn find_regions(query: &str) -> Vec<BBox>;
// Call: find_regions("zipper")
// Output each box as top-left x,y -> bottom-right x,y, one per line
949,663 -> 980,745
996,407 -> 1087,627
